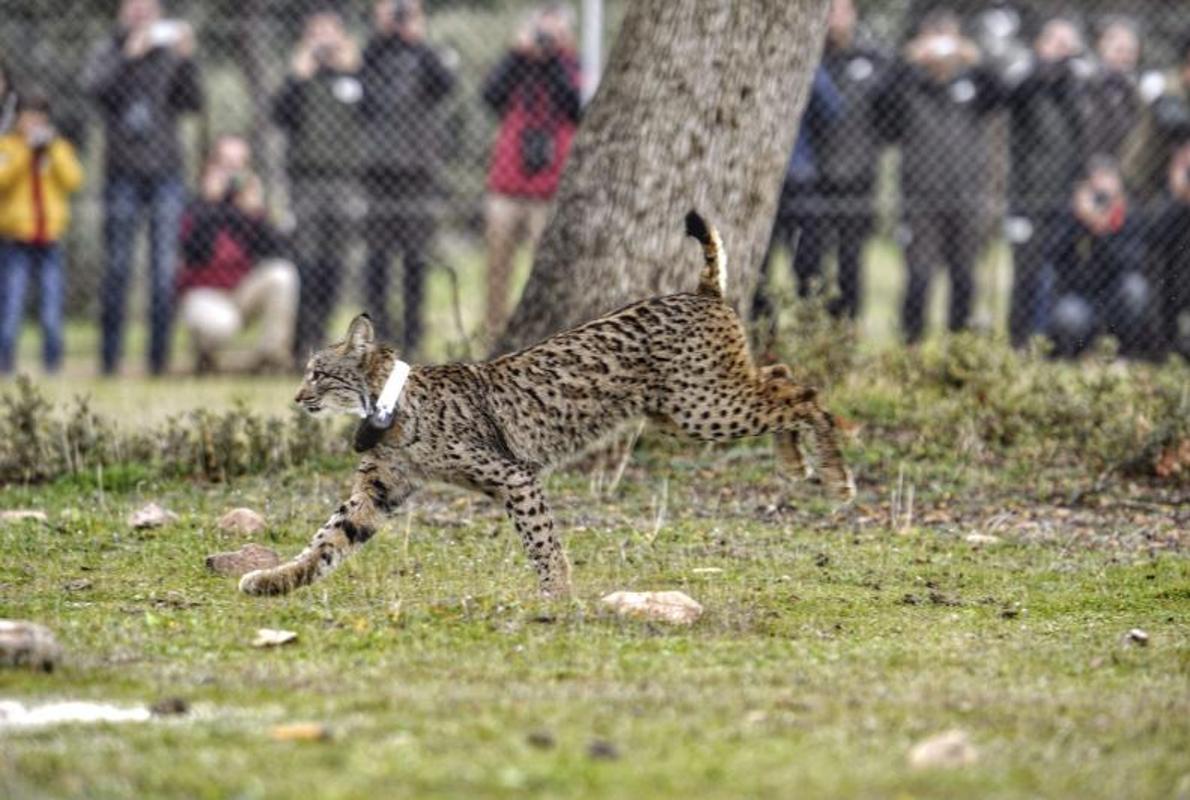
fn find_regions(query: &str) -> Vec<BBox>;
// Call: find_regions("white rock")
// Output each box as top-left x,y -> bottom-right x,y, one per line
252,628 -> 298,648
128,503 -> 178,529
600,591 -> 703,625
0,510 -> 47,523
0,619 -> 61,671
0,700 -> 150,729
1127,628 -> 1149,646
908,729 -> 978,769
965,533 -> 1001,546
218,508 -> 268,535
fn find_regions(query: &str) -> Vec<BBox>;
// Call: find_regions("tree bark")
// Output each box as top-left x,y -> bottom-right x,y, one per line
493,0 -> 830,355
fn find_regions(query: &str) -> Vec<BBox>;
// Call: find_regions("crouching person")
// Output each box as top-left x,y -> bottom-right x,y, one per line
1045,157 -> 1151,358
0,91 -> 84,374
177,135 -> 298,373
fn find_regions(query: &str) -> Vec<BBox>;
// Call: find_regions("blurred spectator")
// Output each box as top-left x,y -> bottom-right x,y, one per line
753,65 -> 842,323
176,135 -> 298,374
995,16 -> 1091,348
1086,18 -> 1141,160
814,0 -> 889,320
0,91 -> 84,374
481,4 -> 581,338
359,0 -> 455,354
0,58 -> 15,134
1147,139 -> 1190,358
1123,32 -> 1190,204
874,9 -> 994,344
1045,157 -> 1149,358
273,8 -> 361,359
82,0 -> 202,375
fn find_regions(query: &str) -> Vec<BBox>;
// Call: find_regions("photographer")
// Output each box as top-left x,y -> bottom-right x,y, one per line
175,136 -> 298,374
0,91 -> 85,374
1147,140 -> 1190,358
481,3 -> 581,338
359,0 -> 455,356
1086,18 -> 1142,160
81,0 -> 203,375
873,9 -> 995,344
272,8 -> 361,360
1045,157 -> 1149,358
1123,33 -> 1190,205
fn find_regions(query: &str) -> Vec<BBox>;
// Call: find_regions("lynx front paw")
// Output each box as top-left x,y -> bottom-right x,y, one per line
239,568 -> 285,596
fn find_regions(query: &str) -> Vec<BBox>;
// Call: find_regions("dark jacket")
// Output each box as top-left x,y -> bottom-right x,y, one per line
817,42 -> 889,194
482,51 -> 581,198
272,67 -> 363,178
177,197 -> 284,293
873,60 -> 996,214
1085,70 -> 1140,159
785,66 -> 844,186
1122,74 -> 1190,203
81,30 -> 203,179
996,61 -> 1092,216
1045,209 -> 1144,304
358,34 -> 455,175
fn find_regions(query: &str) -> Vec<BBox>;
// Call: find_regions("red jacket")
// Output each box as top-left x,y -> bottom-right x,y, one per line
483,51 -> 581,199
176,199 -> 282,293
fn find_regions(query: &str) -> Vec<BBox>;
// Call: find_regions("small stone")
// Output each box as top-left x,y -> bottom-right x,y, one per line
526,730 -> 555,749
63,578 -> 93,592
587,739 -> 620,760
908,729 -> 978,769
0,620 -> 62,671
1127,628 -> 1149,646
965,533 -> 1001,546
150,697 -> 189,716
252,628 -> 298,648
690,567 -> 723,575
217,508 -> 268,535
0,510 -> 47,524
270,722 -> 331,741
600,591 -> 703,625
206,544 -> 281,578
128,503 -> 178,529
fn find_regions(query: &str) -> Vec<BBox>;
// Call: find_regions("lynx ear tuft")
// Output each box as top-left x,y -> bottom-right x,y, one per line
346,314 -> 375,354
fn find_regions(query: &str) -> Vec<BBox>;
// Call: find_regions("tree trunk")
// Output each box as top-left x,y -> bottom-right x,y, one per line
493,0 -> 830,355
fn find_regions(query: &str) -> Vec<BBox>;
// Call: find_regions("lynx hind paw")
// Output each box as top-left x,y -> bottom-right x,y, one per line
239,568 -> 288,597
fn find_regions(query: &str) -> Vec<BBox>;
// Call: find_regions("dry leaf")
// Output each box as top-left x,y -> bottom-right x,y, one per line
252,628 -> 297,648
217,508 -> 268,535
908,729 -> 978,769
600,590 -> 703,625
270,722 -> 331,741
128,503 -> 178,529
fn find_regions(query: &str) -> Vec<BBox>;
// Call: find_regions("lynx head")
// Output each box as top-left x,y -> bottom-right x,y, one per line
294,314 -> 380,418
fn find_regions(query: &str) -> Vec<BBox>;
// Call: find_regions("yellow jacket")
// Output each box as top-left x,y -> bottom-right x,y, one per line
0,133 -> 84,244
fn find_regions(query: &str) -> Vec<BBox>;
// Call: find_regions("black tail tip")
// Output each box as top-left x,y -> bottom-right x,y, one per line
685,210 -> 710,243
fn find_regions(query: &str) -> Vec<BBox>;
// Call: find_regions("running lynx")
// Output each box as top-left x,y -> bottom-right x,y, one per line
240,211 -> 855,598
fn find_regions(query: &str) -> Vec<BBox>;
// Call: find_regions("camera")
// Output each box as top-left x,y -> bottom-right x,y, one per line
1091,189 -> 1113,211
147,19 -> 183,48
223,172 -> 245,204
534,29 -> 556,53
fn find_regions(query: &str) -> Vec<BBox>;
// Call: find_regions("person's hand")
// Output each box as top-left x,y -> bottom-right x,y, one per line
399,12 -> 426,44
1170,146 -> 1190,203
124,25 -> 152,59
235,174 -> 265,215
291,42 -> 317,79
332,38 -> 360,72
25,123 -> 54,152
172,21 -> 196,59
201,166 -> 229,202
513,23 -> 537,57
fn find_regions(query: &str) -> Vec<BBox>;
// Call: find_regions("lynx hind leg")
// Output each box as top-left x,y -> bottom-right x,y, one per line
761,366 -> 812,481
764,370 -> 855,502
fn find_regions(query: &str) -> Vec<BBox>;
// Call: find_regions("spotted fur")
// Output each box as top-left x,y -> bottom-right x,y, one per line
240,211 -> 855,598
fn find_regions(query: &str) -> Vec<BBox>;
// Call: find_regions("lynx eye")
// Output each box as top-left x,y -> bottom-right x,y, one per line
310,370 -> 323,382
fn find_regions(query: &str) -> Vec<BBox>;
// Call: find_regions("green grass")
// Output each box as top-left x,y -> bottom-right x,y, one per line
0,443 -> 1186,799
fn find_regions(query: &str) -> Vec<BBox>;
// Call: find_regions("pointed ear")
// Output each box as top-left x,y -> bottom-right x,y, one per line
346,313 -> 375,355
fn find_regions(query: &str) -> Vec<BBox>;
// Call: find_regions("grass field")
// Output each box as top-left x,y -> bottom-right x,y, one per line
1,235 -> 1188,798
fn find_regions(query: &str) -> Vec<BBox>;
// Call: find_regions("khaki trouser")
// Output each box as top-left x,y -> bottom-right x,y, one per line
178,259 -> 299,366
484,193 -> 551,337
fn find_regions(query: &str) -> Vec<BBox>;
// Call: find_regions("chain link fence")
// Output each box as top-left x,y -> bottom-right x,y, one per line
0,0 -> 1187,376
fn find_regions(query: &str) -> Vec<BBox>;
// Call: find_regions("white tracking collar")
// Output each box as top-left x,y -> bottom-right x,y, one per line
371,359 -> 411,426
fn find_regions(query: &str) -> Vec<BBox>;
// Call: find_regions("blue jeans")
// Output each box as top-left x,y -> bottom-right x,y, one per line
0,242 -> 64,373
100,174 -> 185,374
